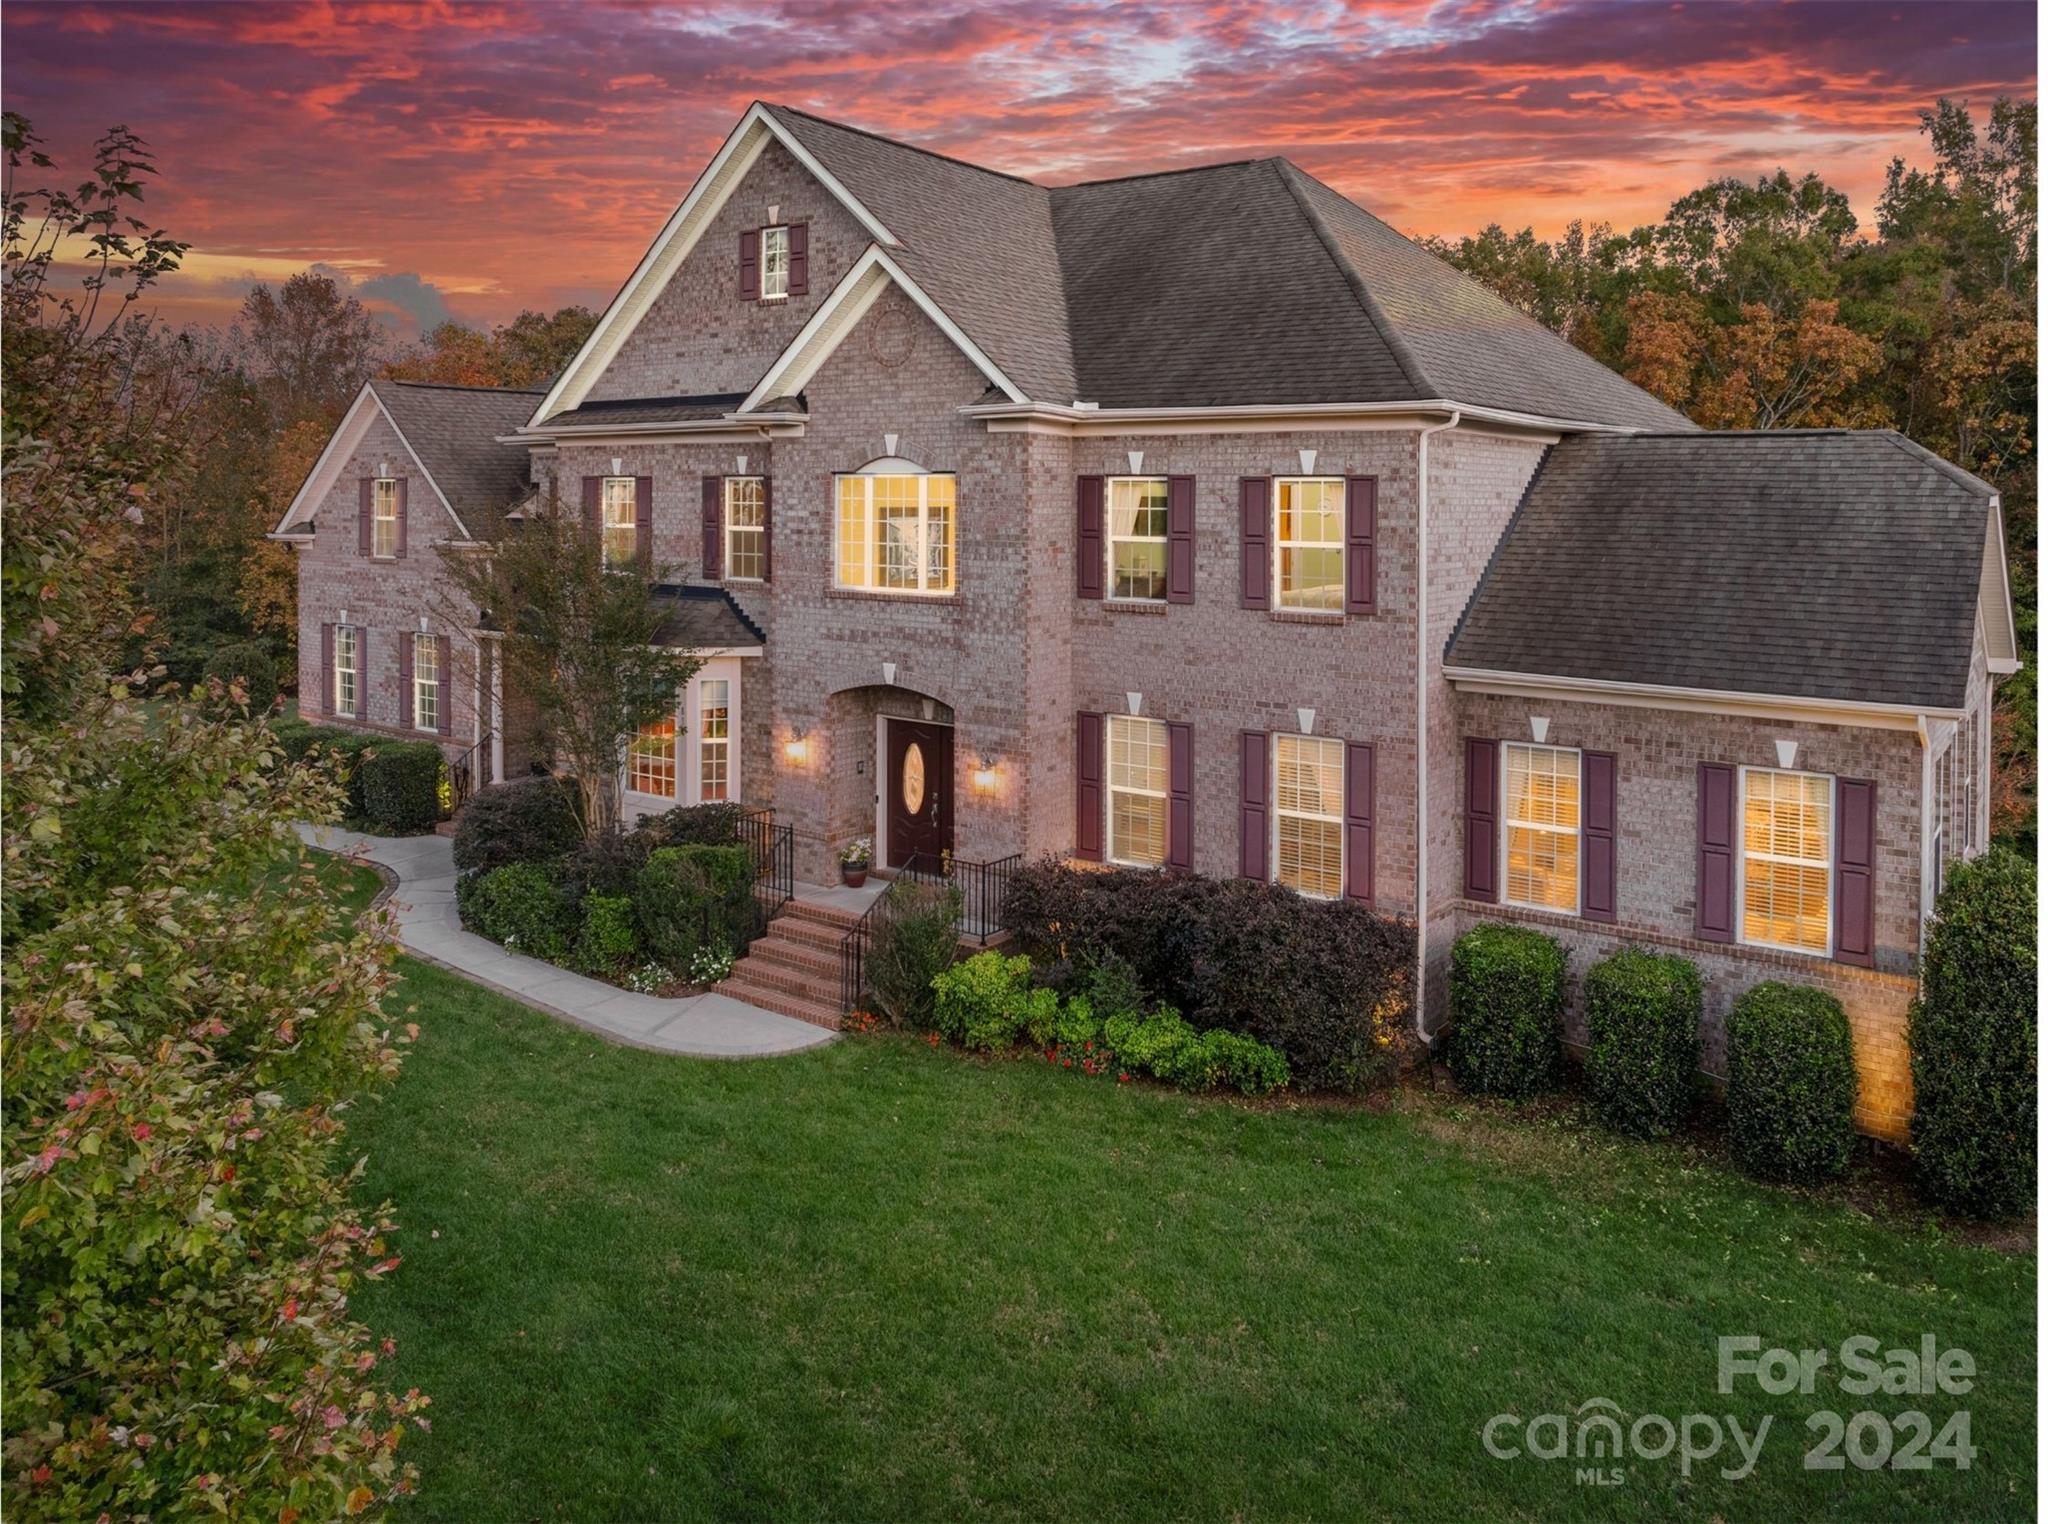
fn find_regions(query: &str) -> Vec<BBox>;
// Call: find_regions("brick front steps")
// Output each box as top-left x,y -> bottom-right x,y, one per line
714,899 -> 859,1030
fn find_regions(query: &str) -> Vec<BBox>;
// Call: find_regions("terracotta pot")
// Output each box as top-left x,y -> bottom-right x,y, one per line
841,865 -> 869,888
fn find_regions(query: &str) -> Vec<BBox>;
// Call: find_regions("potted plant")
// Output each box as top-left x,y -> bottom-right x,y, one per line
838,836 -> 874,887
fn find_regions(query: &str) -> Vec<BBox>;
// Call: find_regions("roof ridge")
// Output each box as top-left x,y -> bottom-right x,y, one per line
762,102 -> 1040,187
378,377 -> 550,396
1871,428 -> 1999,498
1272,159 -> 1432,399
1057,155 -> 1272,189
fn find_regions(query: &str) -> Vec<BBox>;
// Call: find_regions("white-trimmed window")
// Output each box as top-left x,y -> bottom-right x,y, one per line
333,625 -> 358,719
1274,477 -> 1344,612
697,678 -> 731,801
601,476 -> 637,568
412,636 -> 439,734
835,472 -> 955,595
629,715 -> 677,799
760,225 -> 790,301
372,478 -> 399,558
1107,477 -> 1169,601
1740,766 -> 1832,955
725,477 -> 766,581
1274,733 -> 1344,898
1106,715 -> 1168,868
1502,742 -> 1580,913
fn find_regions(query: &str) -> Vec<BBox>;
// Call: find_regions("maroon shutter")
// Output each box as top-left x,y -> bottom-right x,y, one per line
399,632 -> 414,730
1166,475 -> 1195,604
1238,731 -> 1269,879
701,477 -> 722,580
394,478 -> 409,558
1464,738 -> 1499,902
739,229 -> 760,300
1344,476 -> 1376,615
1834,778 -> 1877,967
356,630 -> 368,720
358,479 -> 373,556
582,476 -> 602,543
787,223 -> 808,296
1239,477 -> 1270,608
1166,722 -> 1193,870
436,635 -> 453,736
1344,740 -> 1375,903
1695,763 -> 1737,943
1074,712 -> 1104,862
1075,475 -> 1104,599
319,623 -> 335,717
1582,750 -> 1618,923
634,475 -> 654,575
760,476 -> 773,583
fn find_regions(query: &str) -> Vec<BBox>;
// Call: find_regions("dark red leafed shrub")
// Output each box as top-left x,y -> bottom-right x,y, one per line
452,774 -> 582,873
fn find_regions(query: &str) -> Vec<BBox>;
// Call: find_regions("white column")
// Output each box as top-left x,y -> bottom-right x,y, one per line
489,641 -> 505,785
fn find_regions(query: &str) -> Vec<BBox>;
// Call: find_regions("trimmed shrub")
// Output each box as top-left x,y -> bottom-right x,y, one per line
634,844 -> 755,969
865,880 -> 963,1028
467,862 -> 575,962
453,774 -> 583,873
1075,952 -> 1146,1022
575,894 -> 639,976
1446,924 -> 1567,1100
1002,860 -> 1415,1091
201,640 -> 278,714
358,740 -> 443,834
1157,1027 -> 1292,1096
271,717 -> 335,764
1725,982 -> 1858,1183
931,952 -> 1034,1045
1583,946 -> 1703,1137
1104,1005 -> 1198,1077
640,801 -> 748,848
553,829 -> 654,902
1910,849 -> 2038,1218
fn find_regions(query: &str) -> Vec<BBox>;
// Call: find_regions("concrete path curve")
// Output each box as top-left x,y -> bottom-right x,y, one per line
297,824 -> 836,1058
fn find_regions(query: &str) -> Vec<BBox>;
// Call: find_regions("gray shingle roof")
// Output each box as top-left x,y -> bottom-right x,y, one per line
650,584 -> 765,650
371,380 -> 542,534
1445,431 -> 1997,709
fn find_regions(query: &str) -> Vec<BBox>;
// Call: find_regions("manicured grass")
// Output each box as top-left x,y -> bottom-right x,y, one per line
347,962 -> 2035,1521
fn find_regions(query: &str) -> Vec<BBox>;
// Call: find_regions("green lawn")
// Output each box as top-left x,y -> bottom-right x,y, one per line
341,947 -> 2036,1522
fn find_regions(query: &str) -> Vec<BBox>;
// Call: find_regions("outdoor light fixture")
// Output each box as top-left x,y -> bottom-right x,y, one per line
784,727 -> 811,764
972,753 -> 1000,794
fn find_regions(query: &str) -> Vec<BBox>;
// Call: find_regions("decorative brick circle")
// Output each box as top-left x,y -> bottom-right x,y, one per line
868,304 -> 917,367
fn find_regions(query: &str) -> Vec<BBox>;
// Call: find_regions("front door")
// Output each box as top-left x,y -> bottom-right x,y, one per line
884,719 -> 953,869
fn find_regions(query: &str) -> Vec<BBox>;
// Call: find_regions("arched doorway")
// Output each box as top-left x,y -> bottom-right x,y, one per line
881,712 -> 952,868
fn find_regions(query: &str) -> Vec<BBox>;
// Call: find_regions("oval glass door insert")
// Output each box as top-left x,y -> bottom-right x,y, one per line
901,741 -> 927,814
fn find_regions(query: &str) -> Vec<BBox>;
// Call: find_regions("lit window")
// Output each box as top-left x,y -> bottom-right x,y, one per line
698,679 -> 730,802
1106,714 -> 1167,868
1274,478 -> 1343,611
725,478 -> 766,581
760,225 -> 790,300
629,715 -> 677,798
835,473 -> 955,595
333,625 -> 358,719
1274,734 -> 1344,898
1503,742 -> 1580,912
1107,477 -> 1168,601
1741,767 -> 1831,954
372,478 -> 399,558
601,477 -> 637,568
412,636 -> 439,734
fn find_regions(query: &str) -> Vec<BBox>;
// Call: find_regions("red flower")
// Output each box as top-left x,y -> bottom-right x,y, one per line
281,1296 -> 299,1321
131,1123 -> 152,1141
1118,1072 -> 1130,1083
1061,1058 -> 1072,1068
29,1465 -> 50,1485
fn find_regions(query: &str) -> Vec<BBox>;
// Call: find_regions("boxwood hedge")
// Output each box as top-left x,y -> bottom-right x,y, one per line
1446,923 -> 1566,1100
1725,981 -> 1857,1183
1583,946 -> 1702,1137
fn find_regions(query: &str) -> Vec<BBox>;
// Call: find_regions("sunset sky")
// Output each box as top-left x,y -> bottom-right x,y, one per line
3,0 -> 2037,336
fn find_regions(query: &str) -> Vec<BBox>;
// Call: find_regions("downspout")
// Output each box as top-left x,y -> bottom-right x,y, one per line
1915,712 -> 1935,952
1414,410 -> 1461,1040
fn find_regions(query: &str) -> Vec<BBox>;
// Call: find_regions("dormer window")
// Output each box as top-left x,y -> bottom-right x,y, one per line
760,225 -> 790,301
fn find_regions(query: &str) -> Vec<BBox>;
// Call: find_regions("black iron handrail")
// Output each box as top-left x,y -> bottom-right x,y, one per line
898,850 -> 1022,945
738,806 -> 793,916
443,730 -> 493,819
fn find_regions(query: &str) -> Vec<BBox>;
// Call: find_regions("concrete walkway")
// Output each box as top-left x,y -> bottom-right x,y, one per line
296,824 -> 836,1058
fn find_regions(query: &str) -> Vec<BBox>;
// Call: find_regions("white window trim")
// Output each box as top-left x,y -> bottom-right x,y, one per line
371,477 -> 399,559
622,656 -> 744,817
600,475 -> 637,569
412,638 -> 440,735
832,470 -> 956,597
1271,476 -> 1346,613
1104,713 -> 1169,870
333,625 -> 358,720
1104,475 -> 1170,604
724,476 -> 766,583
1736,764 -> 1835,959
1500,741 -> 1583,916
1271,732 -> 1344,900
760,224 -> 790,302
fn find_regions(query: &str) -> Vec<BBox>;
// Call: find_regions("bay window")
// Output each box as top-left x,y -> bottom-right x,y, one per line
629,716 -> 677,798
1503,742 -> 1580,912
835,472 -> 955,595
697,678 -> 731,801
1740,766 -> 1832,954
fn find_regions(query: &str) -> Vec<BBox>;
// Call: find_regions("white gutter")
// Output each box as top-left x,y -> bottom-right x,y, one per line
959,396 -> 1638,437
501,413 -> 802,443
1442,666 -> 1966,727
1415,410 -> 1460,1041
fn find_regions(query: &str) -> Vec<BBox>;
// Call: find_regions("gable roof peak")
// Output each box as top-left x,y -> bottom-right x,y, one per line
756,102 -> 1041,187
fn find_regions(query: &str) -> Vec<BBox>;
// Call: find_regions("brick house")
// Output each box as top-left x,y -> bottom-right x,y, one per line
274,103 -> 2018,1137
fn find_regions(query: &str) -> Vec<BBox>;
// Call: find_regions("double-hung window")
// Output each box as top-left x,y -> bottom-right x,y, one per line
698,678 -> 731,801
372,478 -> 399,558
835,473 -> 955,595
725,478 -> 766,581
601,476 -> 637,568
333,625 -> 358,719
1106,714 -> 1168,867
1274,733 -> 1344,898
1740,766 -> 1831,954
1274,477 -> 1344,612
1107,477 -> 1169,601
1502,742 -> 1580,912
629,714 -> 677,798
760,226 -> 790,300
412,636 -> 440,734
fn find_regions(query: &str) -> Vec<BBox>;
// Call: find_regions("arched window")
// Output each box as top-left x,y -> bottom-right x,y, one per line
834,457 -> 955,595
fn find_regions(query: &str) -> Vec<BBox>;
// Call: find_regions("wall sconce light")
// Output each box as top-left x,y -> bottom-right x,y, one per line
972,752 -> 1000,794
784,726 -> 811,764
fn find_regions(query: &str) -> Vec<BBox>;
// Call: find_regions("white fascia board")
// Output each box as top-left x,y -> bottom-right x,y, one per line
1985,497 -> 2019,662
506,420 -> 802,444
1442,665 -> 1963,731
742,246 -> 1026,409
527,103 -> 898,429
272,385 -> 470,541
960,397 -> 1630,436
